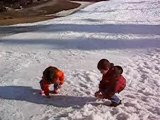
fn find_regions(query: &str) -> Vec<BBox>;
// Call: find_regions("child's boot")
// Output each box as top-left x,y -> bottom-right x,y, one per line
110,100 -> 122,107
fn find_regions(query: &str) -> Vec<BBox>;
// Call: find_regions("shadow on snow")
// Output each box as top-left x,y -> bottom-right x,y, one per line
0,86 -> 98,108
0,38 -> 160,50
0,23 -> 160,35
1,23 -> 160,50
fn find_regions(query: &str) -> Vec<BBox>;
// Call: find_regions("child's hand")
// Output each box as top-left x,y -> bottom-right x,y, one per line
95,91 -> 104,99
96,94 -> 104,99
95,91 -> 100,97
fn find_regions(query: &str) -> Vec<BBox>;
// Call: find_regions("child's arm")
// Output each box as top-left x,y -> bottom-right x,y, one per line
58,71 -> 64,85
98,80 -> 118,99
43,85 -> 50,97
102,79 -> 119,99
95,80 -> 106,98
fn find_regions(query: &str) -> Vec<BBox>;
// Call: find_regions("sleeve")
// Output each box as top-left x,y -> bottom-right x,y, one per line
43,83 -> 50,96
98,75 -> 105,91
58,71 -> 65,85
99,80 -> 104,91
102,82 -> 117,99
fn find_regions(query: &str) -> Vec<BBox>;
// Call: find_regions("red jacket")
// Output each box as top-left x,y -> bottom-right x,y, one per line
99,66 -> 126,98
40,69 -> 64,96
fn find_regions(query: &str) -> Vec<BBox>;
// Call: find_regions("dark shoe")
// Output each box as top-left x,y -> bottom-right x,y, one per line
110,100 -> 122,107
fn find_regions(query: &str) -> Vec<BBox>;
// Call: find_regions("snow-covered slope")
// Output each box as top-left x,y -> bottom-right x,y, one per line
0,0 -> 160,120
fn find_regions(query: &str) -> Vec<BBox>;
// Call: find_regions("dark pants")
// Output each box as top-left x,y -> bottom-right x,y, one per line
104,88 -> 121,104
54,84 -> 60,90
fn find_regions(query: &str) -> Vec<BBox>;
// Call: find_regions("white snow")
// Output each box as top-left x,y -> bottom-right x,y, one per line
0,0 -> 160,120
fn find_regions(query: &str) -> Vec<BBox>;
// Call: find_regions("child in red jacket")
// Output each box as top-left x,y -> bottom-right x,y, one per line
39,66 -> 64,98
95,59 -> 126,107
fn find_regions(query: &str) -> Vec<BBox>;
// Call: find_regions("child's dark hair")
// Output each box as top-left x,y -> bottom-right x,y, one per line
97,59 -> 111,70
43,66 -> 58,83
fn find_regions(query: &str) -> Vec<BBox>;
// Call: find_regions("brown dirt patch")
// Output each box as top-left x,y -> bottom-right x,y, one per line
0,0 -> 81,25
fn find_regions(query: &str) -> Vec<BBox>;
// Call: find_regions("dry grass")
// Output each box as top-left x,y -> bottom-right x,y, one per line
0,0 -> 81,25
0,16 -> 56,25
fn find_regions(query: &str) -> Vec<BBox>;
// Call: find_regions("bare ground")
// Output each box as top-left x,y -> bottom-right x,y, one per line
0,0 -> 92,25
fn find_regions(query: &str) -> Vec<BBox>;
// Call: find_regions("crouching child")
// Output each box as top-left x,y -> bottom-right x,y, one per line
95,59 -> 126,107
40,66 -> 64,98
